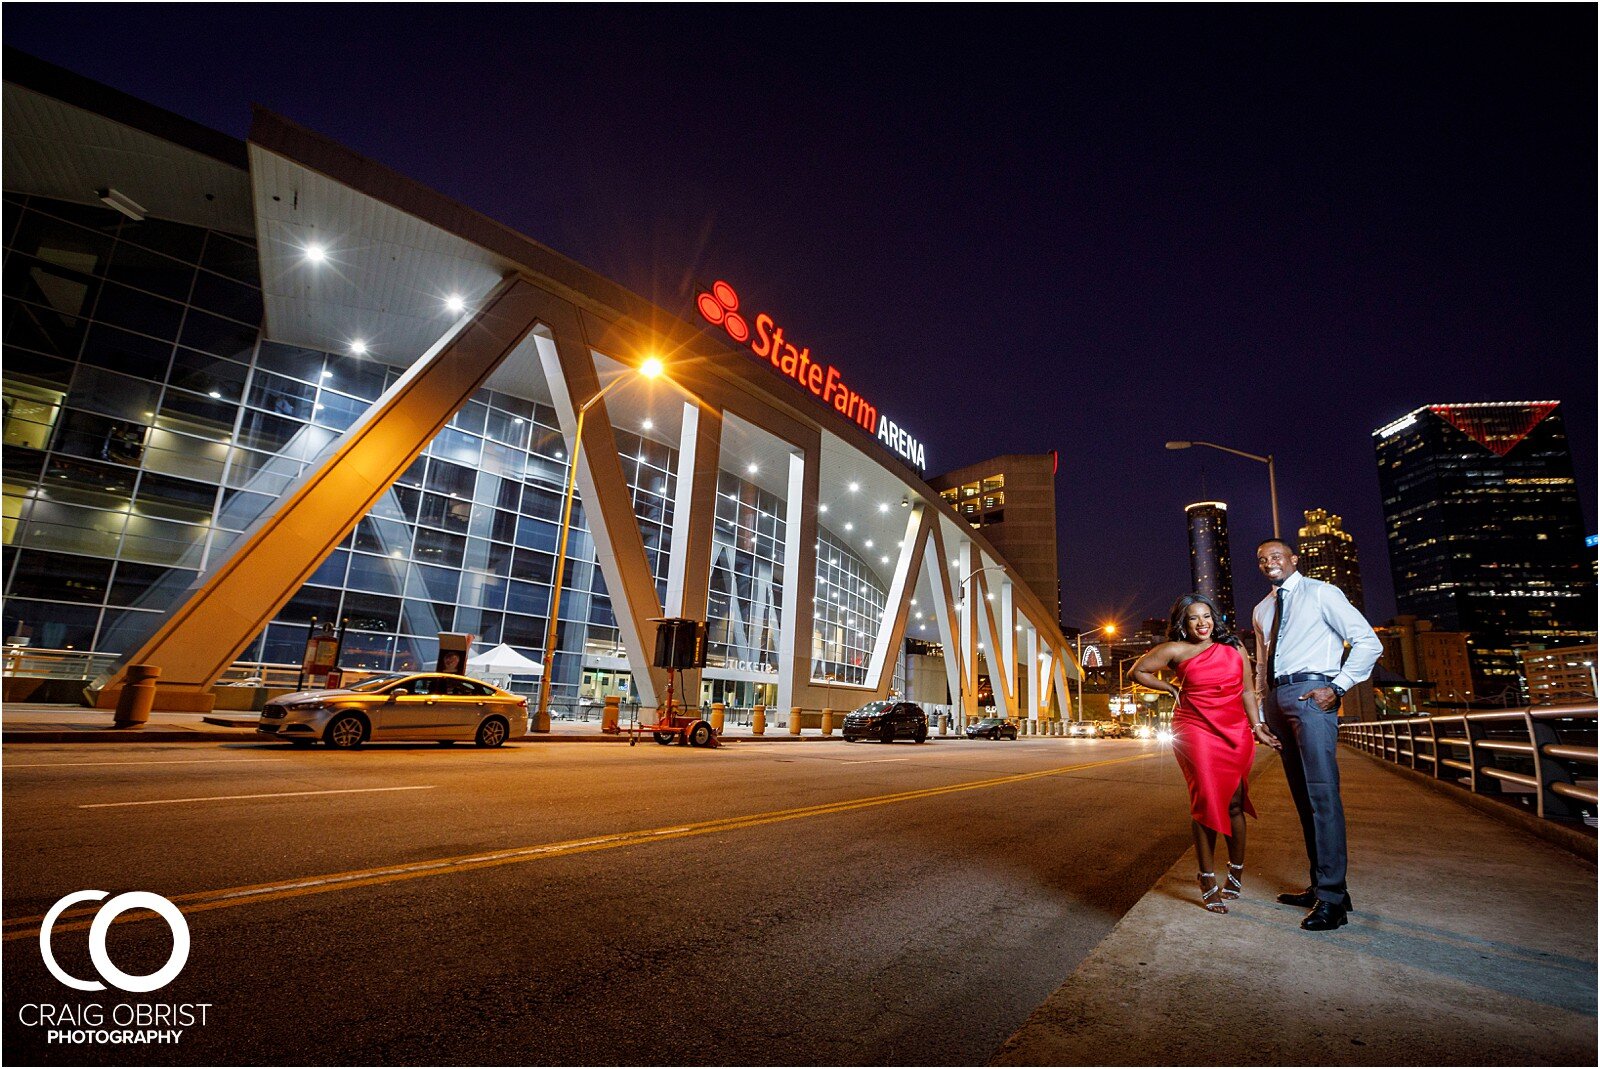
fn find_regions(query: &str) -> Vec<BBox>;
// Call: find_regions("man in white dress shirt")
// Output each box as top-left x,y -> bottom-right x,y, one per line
1253,538 -> 1382,932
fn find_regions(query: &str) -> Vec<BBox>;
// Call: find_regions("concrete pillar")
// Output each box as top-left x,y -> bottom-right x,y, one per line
752,704 -> 766,736
820,708 -> 833,736
711,701 -> 725,734
112,664 -> 160,727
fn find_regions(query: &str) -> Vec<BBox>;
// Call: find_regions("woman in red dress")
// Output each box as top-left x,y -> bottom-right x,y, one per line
1132,593 -> 1279,914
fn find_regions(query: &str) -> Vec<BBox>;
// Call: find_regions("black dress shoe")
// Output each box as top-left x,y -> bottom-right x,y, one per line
1277,888 -> 1354,911
1300,899 -> 1349,931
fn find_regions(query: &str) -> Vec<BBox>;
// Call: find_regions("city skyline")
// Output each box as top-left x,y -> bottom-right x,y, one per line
3,7 -> 1594,628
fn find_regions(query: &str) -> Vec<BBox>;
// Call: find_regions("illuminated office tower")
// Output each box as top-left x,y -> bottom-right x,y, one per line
1184,501 -> 1236,628
1298,508 -> 1365,615
1374,401 -> 1597,698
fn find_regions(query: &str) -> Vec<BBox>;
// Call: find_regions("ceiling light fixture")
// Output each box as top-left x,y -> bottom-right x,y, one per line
97,188 -> 146,221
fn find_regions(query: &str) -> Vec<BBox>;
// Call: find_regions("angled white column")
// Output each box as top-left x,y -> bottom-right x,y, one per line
664,401 -> 722,701
999,575 -> 1017,707
537,320 -> 668,709
1024,626 -> 1043,719
776,436 -> 821,715
973,566 -> 1014,720
923,522 -> 966,716
865,505 -> 931,693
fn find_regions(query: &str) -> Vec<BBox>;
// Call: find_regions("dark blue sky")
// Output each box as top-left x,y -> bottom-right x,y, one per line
6,5 -> 1595,630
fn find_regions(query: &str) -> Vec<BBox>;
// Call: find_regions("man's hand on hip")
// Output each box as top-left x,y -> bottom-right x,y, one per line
1300,686 -> 1340,711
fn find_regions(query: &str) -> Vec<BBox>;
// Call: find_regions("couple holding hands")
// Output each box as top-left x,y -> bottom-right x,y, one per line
1131,538 -> 1381,932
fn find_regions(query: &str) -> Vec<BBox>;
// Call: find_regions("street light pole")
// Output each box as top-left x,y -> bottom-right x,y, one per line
533,358 -> 663,733
1165,440 -> 1280,539
1072,623 -> 1116,722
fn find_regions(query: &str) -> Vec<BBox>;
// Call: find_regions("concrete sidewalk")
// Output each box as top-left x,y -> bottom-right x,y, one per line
992,747 -> 1598,1066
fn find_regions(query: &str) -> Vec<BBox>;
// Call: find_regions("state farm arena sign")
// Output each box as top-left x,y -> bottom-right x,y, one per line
696,281 -> 927,472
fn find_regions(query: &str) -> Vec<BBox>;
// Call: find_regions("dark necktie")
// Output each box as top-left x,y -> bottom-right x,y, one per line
1267,586 -> 1284,682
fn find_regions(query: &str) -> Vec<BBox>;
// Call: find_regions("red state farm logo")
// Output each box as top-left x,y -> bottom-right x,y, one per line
696,281 -> 749,344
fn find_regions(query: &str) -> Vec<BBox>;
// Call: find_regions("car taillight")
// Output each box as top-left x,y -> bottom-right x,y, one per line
517,698 -> 528,708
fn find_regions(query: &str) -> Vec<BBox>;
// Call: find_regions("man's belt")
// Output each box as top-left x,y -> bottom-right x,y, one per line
1272,672 -> 1334,688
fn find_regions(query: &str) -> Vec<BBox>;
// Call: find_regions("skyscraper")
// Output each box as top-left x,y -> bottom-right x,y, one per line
1185,501 -> 1236,628
1374,401 -> 1597,697
1298,508 -> 1365,615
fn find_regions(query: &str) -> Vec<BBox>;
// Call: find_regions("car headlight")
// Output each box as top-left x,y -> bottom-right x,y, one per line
294,701 -> 328,712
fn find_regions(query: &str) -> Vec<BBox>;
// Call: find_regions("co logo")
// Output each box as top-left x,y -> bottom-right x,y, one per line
39,891 -> 190,993
696,280 -> 749,344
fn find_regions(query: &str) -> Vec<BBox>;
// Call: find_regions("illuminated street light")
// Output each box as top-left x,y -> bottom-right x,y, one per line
1165,440 -> 1280,539
534,356 -> 665,732
1073,622 -> 1117,722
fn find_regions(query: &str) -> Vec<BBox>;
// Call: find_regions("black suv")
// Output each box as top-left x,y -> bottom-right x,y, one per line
842,701 -> 928,743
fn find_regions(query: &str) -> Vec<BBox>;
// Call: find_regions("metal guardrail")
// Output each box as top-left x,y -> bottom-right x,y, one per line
1340,704 -> 1598,822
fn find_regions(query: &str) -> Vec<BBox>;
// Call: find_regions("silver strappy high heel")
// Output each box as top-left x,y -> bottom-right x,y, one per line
1221,861 -> 1244,900
1197,872 -> 1228,914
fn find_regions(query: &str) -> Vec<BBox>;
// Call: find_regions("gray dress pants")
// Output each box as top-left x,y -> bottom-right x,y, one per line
1265,680 -> 1348,902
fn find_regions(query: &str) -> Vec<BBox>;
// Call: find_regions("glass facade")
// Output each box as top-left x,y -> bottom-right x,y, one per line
0,192 -> 690,704
812,529 -> 889,686
1375,402 -> 1597,697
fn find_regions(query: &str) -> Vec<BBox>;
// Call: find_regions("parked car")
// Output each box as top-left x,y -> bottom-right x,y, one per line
842,700 -> 928,743
1095,720 -> 1129,739
965,716 -> 1019,741
1067,720 -> 1099,738
257,673 -> 526,749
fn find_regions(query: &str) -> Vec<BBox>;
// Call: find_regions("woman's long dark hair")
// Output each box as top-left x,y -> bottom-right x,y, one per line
1166,592 -> 1243,649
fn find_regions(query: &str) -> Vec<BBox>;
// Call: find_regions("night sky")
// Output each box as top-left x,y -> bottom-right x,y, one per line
6,6 -> 1595,632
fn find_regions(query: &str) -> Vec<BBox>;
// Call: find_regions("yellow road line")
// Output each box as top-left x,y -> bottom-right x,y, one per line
4,752 -> 1155,940
79,785 -> 436,809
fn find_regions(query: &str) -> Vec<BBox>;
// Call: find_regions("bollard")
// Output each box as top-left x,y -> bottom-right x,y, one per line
789,705 -> 802,735
939,713 -> 949,737
602,694 -> 621,734
711,701 -> 725,735
752,704 -> 766,736
113,663 -> 160,727
820,708 -> 833,736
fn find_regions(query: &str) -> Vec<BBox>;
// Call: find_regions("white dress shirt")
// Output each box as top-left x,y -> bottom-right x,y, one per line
1252,570 -> 1382,698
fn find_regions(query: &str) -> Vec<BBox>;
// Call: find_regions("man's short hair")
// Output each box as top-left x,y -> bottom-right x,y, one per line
1257,537 -> 1298,555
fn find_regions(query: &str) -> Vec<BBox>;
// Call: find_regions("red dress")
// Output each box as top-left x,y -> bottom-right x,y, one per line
1171,642 -> 1257,834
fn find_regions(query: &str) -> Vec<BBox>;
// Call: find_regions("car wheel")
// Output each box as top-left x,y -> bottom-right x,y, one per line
913,725 -> 928,743
475,717 -> 509,748
324,713 -> 367,749
880,722 -> 895,744
687,720 -> 713,748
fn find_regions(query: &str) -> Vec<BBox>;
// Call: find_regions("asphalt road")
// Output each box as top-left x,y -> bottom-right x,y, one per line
3,735 -> 1193,1065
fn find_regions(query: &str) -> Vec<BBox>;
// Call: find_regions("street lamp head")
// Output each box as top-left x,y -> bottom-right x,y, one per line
1105,624 -> 1117,635
639,356 -> 664,379
1164,441 -> 1192,450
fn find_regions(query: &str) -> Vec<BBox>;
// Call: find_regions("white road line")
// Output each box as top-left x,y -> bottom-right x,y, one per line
7,757 -> 291,770
79,785 -> 436,809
